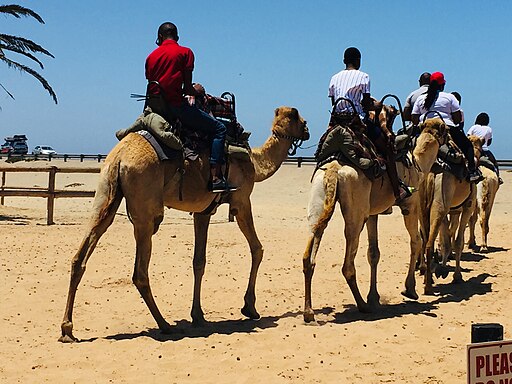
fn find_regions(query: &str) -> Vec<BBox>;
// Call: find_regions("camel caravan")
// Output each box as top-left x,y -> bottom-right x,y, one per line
59,35 -> 502,341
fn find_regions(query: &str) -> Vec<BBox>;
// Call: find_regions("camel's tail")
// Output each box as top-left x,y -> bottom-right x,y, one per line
90,156 -> 124,225
304,162 -> 340,266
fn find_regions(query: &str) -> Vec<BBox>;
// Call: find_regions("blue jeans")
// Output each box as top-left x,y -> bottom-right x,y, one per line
168,102 -> 227,165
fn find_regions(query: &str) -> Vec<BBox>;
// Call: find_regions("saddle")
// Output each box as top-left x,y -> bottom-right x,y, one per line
432,132 -> 468,180
314,113 -> 386,180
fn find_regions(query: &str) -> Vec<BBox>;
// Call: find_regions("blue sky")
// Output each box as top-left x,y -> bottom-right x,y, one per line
1,1 -> 511,158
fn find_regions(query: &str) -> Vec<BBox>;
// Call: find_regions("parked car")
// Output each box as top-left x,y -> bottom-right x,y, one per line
1,143 -> 13,154
32,145 -> 57,155
11,141 -> 28,155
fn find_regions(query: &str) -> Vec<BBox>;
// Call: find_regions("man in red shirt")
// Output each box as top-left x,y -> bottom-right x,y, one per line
145,22 -> 234,193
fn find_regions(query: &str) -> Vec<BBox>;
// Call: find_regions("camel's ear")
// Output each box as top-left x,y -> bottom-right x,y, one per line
290,107 -> 299,120
275,107 -> 280,117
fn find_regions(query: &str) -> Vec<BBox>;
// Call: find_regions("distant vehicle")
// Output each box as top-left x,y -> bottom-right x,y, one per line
32,145 -> 57,155
3,134 -> 28,155
11,141 -> 28,155
1,143 -> 13,154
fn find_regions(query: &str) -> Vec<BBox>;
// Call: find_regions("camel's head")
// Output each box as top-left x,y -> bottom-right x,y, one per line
418,117 -> 447,145
378,104 -> 399,136
273,106 -> 310,142
468,134 -> 484,161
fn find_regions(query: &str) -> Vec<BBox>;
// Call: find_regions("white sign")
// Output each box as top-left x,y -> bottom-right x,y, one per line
467,340 -> 512,384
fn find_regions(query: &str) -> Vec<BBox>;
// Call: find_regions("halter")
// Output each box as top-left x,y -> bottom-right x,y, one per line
380,94 -> 406,133
272,129 -> 306,156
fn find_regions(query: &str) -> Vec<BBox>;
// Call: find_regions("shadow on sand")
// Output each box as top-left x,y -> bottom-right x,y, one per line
100,310 -> 302,343
329,273 -> 493,325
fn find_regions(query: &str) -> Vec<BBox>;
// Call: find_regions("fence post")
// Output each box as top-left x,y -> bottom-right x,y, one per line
47,166 -> 57,225
80,154 -> 84,162
1,171 -> 5,205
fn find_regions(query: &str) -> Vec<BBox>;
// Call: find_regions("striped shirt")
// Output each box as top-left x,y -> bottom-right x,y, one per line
328,69 -> 370,117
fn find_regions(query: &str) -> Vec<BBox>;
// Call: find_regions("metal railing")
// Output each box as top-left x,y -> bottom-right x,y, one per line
0,153 -> 106,162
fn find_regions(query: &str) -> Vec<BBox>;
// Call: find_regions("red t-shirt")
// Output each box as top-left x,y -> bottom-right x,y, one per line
145,40 -> 195,107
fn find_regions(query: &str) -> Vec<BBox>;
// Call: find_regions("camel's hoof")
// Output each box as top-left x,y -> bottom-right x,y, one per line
241,305 -> 260,320
468,242 -> 477,250
357,303 -> 372,314
159,321 -> 174,334
452,274 -> 464,284
58,334 -> 77,343
401,289 -> 419,301
191,311 -> 206,327
304,309 -> 316,323
424,287 -> 435,296
481,246 -> 488,253
434,265 -> 449,279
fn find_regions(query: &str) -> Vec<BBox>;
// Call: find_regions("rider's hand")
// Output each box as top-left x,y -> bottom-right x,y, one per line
185,95 -> 196,106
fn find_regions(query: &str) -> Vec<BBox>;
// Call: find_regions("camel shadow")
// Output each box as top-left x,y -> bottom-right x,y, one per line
103,310 -> 301,342
461,251 -> 488,262
329,273 -> 492,325
0,213 -> 30,224
469,245 -> 508,255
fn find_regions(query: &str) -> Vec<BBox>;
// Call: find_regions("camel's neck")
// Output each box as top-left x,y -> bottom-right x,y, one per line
413,133 -> 440,176
251,132 -> 292,182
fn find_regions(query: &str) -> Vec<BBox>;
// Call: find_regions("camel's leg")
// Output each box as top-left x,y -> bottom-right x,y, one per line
341,206 -> 369,312
366,215 -> 380,309
401,200 -> 421,300
59,192 -> 123,342
468,205 -> 478,250
190,213 -> 211,325
480,191 -> 497,252
452,197 -> 475,283
131,211 -> 172,333
438,216 -> 451,266
235,202 -> 263,320
424,205 -> 450,295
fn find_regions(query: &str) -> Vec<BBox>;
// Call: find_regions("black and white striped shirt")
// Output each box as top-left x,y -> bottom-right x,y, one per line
328,69 -> 370,117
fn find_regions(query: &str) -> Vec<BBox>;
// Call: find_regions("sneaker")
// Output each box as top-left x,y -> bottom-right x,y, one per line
499,177 -> 504,185
210,178 -> 238,193
468,170 -> 484,183
395,182 -> 416,205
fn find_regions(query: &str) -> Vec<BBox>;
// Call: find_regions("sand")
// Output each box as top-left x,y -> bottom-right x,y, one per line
1,160 -> 511,383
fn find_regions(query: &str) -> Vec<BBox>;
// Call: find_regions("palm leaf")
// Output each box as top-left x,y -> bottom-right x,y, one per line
1,56 -> 57,104
0,42 -> 45,68
0,34 -> 55,58
0,4 -> 44,23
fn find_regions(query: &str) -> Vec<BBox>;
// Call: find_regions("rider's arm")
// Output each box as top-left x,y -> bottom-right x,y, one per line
451,110 -> 462,125
411,114 -> 420,126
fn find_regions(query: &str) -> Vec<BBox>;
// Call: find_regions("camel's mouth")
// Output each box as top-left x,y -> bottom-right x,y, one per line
301,124 -> 310,141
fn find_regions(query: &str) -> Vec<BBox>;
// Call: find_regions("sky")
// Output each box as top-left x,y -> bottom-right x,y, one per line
1,1 -> 511,159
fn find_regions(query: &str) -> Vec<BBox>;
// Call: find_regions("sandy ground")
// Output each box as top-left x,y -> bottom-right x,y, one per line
0,160 -> 511,383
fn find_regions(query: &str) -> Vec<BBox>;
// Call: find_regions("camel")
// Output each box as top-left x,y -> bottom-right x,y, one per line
302,117 -> 447,322
418,135 -> 484,294
467,164 -> 500,252
59,106 -> 309,342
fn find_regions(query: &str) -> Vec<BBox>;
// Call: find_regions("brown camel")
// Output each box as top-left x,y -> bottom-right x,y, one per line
468,164 -> 500,252
59,106 -> 309,342
418,135 -> 483,294
302,117 -> 446,322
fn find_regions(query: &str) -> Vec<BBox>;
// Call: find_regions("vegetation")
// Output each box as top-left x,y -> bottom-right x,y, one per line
0,4 -> 57,103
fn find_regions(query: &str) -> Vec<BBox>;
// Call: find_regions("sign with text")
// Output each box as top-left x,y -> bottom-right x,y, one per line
468,340 -> 512,384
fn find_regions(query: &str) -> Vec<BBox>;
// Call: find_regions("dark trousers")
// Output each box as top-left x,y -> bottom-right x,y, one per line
148,98 -> 226,165
449,126 -> 476,172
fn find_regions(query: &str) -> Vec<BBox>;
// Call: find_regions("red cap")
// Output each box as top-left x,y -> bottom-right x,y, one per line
430,72 -> 446,85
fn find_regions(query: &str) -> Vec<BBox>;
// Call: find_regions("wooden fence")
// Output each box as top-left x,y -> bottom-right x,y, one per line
0,165 -> 101,225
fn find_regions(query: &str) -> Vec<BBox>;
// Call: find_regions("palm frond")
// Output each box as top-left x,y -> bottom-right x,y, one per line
0,34 -> 54,58
0,4 -> 44,23
1,56 -> 57,104
0,82 -> 15,100
0,42 -> 44,68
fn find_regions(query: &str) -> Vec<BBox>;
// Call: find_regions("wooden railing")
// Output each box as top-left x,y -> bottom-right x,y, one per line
0,165 -> 101,225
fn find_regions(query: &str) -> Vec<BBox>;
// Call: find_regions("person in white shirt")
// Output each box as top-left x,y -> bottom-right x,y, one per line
412,72 -> 482,183
467,112 -> 503,184
403,72 -> 430,122
327,47 -> 412,203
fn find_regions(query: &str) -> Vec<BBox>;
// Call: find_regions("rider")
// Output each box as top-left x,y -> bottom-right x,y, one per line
411,72 -> 483,183
145,22 -> 234,193
403,72 -> 430,123
328,47 -> 412,204
467,112 -> 503,184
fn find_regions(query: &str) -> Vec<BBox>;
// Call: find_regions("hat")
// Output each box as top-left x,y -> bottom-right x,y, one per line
344,47 -> 361,60
430,72 -> 445,85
